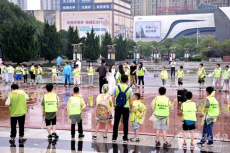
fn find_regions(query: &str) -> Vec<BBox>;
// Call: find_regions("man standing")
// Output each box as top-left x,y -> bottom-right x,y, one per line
169,59 -> 176,79
76,59 -> 82,71
197,87 -> 220,147
62,62 -> 72,86
5,84 -> 29,145
130,62 -> 137,88
214,64 -> 222,91
96,59 -> 108,93
197,63 -> 206,91
112,75 -> 133,143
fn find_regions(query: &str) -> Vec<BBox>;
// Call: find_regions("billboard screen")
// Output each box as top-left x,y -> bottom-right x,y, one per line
135,21 -> 161,38
62,12 -> 111,37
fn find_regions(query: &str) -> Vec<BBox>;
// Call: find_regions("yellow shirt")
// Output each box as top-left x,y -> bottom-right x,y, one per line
67,95 -> 86,113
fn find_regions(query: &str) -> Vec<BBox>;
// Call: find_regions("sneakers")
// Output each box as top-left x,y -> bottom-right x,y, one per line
112,139 -> 116,143
123,138 -> 129,143
78,133 -> 85,138
52,133 -> 59,139
92,135 -> 97,140
103,135 -> 107,139
130,137 -> 140,142
163,142 -> 171,148
155,141 -> 161,147
9,137 -> 15,144
207,143 -> 213,147
197,142 -> 205,147
19,137 -> 27,143
71,135 -> 75,139
48,135 -> 52,140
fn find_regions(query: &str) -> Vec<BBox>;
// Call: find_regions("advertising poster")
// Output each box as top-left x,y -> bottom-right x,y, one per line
135,21 -> 161,38
62,12 -> 110,37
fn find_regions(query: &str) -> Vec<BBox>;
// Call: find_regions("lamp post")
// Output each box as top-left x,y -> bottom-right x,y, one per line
133,45 -> 140,64
98,18 -> 104,47
170,47 -> 176,60
154,47 -> 160,63
106,44 -> 116,66
72,42 -> 83,61
184,48 -> 190,62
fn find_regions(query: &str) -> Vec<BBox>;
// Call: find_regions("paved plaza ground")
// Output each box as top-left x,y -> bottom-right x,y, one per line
0,61 -> 230,152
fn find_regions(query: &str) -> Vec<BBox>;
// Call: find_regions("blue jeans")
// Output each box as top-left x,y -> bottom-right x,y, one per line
200,121 -> 214,144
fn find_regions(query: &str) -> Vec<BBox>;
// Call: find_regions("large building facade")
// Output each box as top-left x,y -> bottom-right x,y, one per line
133,7 -> 230,42
127,0 -> 229,16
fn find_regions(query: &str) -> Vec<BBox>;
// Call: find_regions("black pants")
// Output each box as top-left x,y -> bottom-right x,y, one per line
99,76 -> 107,93
171,67 -> 175,77
112,107 -> 130,140
71,119 -> 83,136
10,115 -> 25,138
138,76 -> 144,85
23,75 -> 27,83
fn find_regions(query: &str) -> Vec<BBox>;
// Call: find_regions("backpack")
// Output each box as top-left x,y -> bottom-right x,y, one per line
116,86 -> 130,107
96,95 -> 111,122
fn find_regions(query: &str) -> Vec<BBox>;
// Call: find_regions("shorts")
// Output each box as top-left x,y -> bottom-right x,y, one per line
52,74 -> 58,82
16,74 -> 22,80
178,81 -> 183,85
45,116 -> 57,126
198,78 -> 205,84
31,74 -> 35,80
215,78 -> 221,85
155,117 -> 169,130
132,120 -> 140,130
183,121 -> 196,131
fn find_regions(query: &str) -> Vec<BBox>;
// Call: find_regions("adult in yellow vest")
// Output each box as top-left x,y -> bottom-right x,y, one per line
112,75 -> 133,143
22,64 -> 29,84
36,64 -> 43,84
15,64 -> 23,84
197,87 -> 220,147
50,65 -> 58,85
223,65 -> 229,92
176,66 -> 184,89
73,65 -> 81,86
87,63 -> 95,88
7,64 -> 14,84
133,62 -> 149,88
214,63 -> 222,91
151,87 -> 177,148
181,91 -> 197,149
197,63 -> 206,91
67,87 -> 86,139
161,66 -> 168,87
30,63 -> 36,84
93,84 -> 113,140
130,93 -> 146,142
115,64 -> 125,85
41,84 -> 60,140
5,84 -> 29,144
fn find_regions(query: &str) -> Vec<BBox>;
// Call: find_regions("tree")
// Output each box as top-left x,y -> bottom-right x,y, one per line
221,39 -> 230,56
40,22 -> 61,63
101,32 -> 112,58
114,36 -> 127,60
136,41 -> 159,58
0,21 -> 37,63
59,30 -> 68,56
199,37 -> 221,58
83,28 -> 100,60
66,26 -> 81,60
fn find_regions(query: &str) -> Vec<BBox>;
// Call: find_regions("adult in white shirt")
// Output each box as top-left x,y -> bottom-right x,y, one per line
169,59 -> 176,79
75,59 -> 82,71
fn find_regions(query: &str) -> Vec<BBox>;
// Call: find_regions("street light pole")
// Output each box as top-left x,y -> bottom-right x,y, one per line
98,18 -> 104,47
